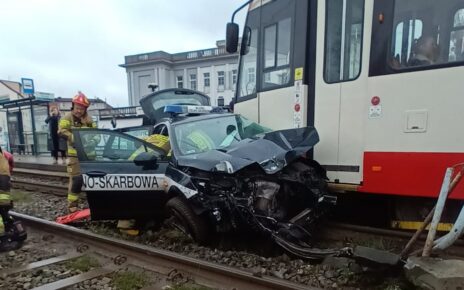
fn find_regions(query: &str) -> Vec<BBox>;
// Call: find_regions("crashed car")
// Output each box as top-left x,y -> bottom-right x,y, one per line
73,88 -> 336,259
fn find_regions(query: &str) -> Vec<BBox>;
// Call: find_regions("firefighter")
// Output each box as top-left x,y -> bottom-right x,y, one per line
0,147 -> 25,251
129,133 -> 171,160
185,129 -> 214,152
58,92 -> 99,213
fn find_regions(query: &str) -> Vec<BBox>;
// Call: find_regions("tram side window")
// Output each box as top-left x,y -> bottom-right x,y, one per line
237,28 -> 259,98
324,0 -> 364,83
262,18 -> 292,89
389,1 -> 464,70
391,20 -> 423,68
450,9 -> 464,62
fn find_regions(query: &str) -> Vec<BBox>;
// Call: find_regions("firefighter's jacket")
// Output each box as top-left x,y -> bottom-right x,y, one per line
58,112 -> 99,157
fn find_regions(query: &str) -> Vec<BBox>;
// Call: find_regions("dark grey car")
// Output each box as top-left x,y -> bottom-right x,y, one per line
73,88 -> 335,259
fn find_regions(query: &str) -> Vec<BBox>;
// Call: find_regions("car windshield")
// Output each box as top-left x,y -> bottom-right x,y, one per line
173,115 -> 272,155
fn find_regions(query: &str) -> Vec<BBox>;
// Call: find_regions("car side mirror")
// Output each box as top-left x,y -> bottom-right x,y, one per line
226,22 -> 239,53
134,151 -> 158,169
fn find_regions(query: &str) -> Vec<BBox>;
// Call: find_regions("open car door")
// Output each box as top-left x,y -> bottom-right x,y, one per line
139,88 -> 210,124
116,125 -> 153,140
72,128 -> 168,220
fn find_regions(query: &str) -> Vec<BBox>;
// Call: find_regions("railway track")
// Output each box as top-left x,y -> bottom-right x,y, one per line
13,179 -> 67,196
3,212 -> 316,290
11,168 -> 464,254
12,168 -> 68,196
10,167 -> 464,282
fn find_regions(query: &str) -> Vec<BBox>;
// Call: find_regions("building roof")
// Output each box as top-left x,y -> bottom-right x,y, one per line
120,40 -> 239,68
54,97 -> 110,104
0,97 -> 49,109
0,80 -> 25,97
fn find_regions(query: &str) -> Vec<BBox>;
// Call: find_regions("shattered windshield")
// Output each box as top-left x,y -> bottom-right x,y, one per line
173,115 -> 271,155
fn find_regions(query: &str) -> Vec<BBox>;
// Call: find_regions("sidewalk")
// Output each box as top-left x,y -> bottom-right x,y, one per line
13,154 -> 57,165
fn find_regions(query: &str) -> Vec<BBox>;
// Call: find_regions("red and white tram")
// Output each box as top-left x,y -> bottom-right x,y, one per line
227,0 -> 464,225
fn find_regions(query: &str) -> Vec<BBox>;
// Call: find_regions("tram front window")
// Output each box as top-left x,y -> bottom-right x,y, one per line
237,27 -> 258,98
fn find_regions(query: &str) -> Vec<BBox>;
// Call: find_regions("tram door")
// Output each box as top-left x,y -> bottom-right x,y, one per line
235,0 -> 310,130
315,0 -> 367,184
257,0 -> 296,129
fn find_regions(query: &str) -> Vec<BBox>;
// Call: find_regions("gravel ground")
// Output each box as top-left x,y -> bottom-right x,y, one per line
0,229 -> 87,290
11,189 -> 412,289
1,260 -> 88,289
67,265 -> 165,290
0,240 -> 63,270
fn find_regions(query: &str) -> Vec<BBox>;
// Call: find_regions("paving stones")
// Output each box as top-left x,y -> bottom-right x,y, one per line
404,256 -> 464,290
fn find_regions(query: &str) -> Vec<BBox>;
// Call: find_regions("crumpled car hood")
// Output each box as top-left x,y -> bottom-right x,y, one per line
175,127 -> 319,174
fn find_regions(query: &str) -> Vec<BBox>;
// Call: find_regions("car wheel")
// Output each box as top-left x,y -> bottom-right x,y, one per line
166,197 -> 209,244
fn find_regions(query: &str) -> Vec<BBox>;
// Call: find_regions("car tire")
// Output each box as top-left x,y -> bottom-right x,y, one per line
166,197 -> 209,244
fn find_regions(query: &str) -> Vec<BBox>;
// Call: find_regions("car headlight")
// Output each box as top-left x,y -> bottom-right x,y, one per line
214,161 -> 234,174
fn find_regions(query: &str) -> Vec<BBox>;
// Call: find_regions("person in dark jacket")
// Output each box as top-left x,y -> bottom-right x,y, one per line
45,107 -> 66,164
228,99 -> 235,113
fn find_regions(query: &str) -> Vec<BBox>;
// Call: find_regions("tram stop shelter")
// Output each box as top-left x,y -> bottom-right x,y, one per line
0,97 -> 52,155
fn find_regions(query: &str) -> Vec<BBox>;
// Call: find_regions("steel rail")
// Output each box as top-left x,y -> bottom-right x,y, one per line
12,169 -> 463,259
10,212 -> 320,290
12,179 -> 67,196
13,167 -> 67,178
329,222 -> 464,246
328,222 -> 464,258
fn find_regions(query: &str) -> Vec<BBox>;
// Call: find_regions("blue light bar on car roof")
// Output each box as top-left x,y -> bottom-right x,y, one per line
164,105 -> 213,115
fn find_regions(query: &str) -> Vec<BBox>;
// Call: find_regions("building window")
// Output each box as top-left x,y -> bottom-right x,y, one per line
217,96 -> 225,107
204,72 -> 210,87
248,67 -> 255,83
218,71 -> 225,86
176,76 -> 183,88
232,69 -> 237,85
324,0 -> 364,83
190,74 -> 197,91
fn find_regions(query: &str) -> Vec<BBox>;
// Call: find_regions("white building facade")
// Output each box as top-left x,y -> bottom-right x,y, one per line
120,41 -> 239,107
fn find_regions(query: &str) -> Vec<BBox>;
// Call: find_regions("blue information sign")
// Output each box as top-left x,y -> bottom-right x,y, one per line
21,78 -> 35,95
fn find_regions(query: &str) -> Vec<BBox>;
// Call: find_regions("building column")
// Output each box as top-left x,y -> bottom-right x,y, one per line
128,71 -> 134,106
183,68 -> 187,89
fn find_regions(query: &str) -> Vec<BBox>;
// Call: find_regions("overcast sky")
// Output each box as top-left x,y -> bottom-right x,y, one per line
0,0 -> 246,107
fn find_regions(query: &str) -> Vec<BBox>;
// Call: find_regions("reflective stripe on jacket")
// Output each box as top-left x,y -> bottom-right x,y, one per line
58,112 -> 97,157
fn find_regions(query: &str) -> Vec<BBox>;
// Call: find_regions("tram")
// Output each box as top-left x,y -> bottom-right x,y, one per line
226,0 -> 464,225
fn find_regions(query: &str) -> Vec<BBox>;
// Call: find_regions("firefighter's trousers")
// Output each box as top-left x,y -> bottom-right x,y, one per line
66,157 -> 83,212
0,175 -> 11,236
